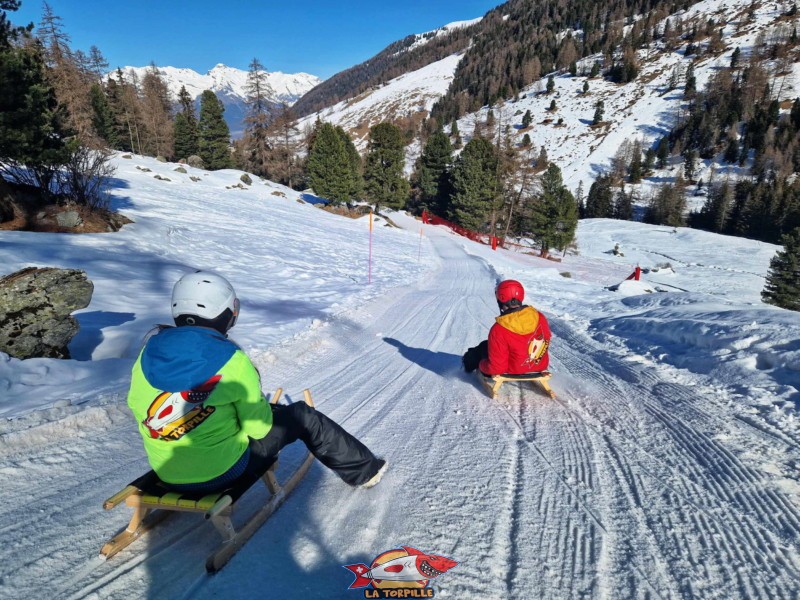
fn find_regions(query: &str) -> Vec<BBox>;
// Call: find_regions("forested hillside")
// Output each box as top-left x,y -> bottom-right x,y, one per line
291,20 -> 480,117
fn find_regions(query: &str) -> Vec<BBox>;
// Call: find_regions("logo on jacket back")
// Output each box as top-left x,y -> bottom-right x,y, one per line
143,375 -> 221,441
525,333 -> 548,367
344,546 -> 458,597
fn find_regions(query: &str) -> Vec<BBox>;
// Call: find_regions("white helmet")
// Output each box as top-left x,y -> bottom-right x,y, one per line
171,271 -> 239,328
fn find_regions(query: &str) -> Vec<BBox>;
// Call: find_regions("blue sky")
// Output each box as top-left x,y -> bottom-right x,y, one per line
10,1 -> 500,79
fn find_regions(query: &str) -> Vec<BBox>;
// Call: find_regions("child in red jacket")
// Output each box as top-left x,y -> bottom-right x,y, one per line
462,280 -> 551,376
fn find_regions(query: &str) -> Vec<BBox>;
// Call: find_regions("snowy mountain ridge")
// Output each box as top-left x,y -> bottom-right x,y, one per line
114,64 -> 321,136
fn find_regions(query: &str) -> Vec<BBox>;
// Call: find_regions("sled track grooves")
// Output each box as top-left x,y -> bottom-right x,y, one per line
551,320 -> 800,598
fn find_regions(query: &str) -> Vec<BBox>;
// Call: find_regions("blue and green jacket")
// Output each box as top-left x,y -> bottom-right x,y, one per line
127,326 -> 272,484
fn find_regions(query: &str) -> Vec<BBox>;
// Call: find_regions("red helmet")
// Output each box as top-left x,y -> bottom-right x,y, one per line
495,280 -> 524,304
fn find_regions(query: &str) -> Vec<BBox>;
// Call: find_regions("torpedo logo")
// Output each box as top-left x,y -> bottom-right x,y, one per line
343,546 -> 458,598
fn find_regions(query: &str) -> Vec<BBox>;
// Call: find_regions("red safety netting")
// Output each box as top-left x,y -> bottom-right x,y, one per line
421,210 -> 496,247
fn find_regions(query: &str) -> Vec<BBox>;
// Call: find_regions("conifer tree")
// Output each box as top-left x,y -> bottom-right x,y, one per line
584,175 -> 614,218
761,228 -> 800,311
38,3 -> 94,143
521,133 -> 531,147
590,62 -> 600,78
522,109 -> 532,128
306,121 -> 361,205
592,100 -> 604,125
583,80 -> 589,94
265,103 -> 303,188
449,137 -> 498,230
629,142 -> 643,183
173,86 -> 199,159
414,128 -> 452,213
645,179 -> 686,226
450,119 -> 462,148
614,186 -> 634,220
364,122 -> 409,211
141,64 -> 174,158
242,57 -> 273,176
0,4 -> 72,193
685,64 -> 697,98
197,90 -> 232,170
546,75 -> 555,93
89,83 -> 118,148
522,163 -> 578,256
549,99 -> 557,111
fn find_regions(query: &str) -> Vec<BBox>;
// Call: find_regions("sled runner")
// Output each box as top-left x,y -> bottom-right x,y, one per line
479,371 -> 556,400
100,388 -> 315,573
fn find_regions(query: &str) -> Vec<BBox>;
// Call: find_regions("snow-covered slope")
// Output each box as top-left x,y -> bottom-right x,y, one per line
116,64 -> 321,136
0,154 -> 799,599
296,53 -> 463,152
452,0 -> 800,195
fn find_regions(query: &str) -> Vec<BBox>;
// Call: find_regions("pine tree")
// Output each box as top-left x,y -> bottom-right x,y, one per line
629,143 -> 643,183
522,109 -> 532,128
685,64 -> 697,98
537,146 -> 548,169
614,186 -> 634,220
197,90 -> 232,170
173,86 -> 199,159
521,133 -> 531,147
656,136 -> 670,168
415,128 -> 452,213
645,179 -> 686,226
306,121 -> 361,205
583,80 -> 589,94
590,62 -> 600,78
592,100 -> 604,125
89,83 -> 118,148
522,163 -> 578,256
450,119 -> 462,148
364,122 -> 409,211
449,137 -> 498,230
546,75 -> 555,93
548,99 -> 557,111
0,10 -> 72,194
761,228 -> 800,311
584,175 -> 614,217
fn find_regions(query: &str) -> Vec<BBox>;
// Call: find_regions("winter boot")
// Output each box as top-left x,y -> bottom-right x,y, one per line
360,460 -> 388,489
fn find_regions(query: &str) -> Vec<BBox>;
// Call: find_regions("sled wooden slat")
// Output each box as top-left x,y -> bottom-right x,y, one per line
481,371 -> 556,400
100,388 -> 317,572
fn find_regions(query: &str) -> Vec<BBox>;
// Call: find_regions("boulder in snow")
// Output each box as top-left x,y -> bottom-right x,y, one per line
0,267 -> 93,359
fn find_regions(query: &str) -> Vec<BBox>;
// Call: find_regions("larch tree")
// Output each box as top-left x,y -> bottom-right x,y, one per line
242,57 -> 273,176
140,64 -> 174,158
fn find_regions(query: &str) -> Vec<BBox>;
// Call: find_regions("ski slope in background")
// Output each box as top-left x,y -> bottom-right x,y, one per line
0,155 -> 798,599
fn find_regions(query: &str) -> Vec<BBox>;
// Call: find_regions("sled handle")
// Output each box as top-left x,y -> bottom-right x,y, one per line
103,485 -> 139,510
205,495 -> 233,519
269,388 -> 283,405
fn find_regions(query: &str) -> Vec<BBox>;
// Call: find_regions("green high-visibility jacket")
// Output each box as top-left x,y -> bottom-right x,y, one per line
127,326 -> 272,484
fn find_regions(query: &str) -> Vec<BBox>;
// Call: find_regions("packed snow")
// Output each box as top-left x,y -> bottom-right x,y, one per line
0,153 -> 798,599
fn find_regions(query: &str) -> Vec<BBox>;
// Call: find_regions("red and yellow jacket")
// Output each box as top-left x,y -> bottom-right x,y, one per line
479,306 -> 551,376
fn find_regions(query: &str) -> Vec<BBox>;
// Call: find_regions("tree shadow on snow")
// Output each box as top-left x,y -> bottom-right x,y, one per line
382,337 -> 463,379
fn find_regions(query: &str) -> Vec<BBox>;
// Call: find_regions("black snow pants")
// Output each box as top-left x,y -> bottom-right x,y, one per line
250,402 -> 383,487
462,340 -> 489,374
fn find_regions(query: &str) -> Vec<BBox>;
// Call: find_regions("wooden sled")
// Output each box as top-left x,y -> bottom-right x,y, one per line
479,371 -> 556,400
100,388 -> 316,573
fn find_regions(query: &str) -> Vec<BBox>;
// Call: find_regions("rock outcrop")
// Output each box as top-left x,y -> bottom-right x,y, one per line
0,267 -> 93,359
